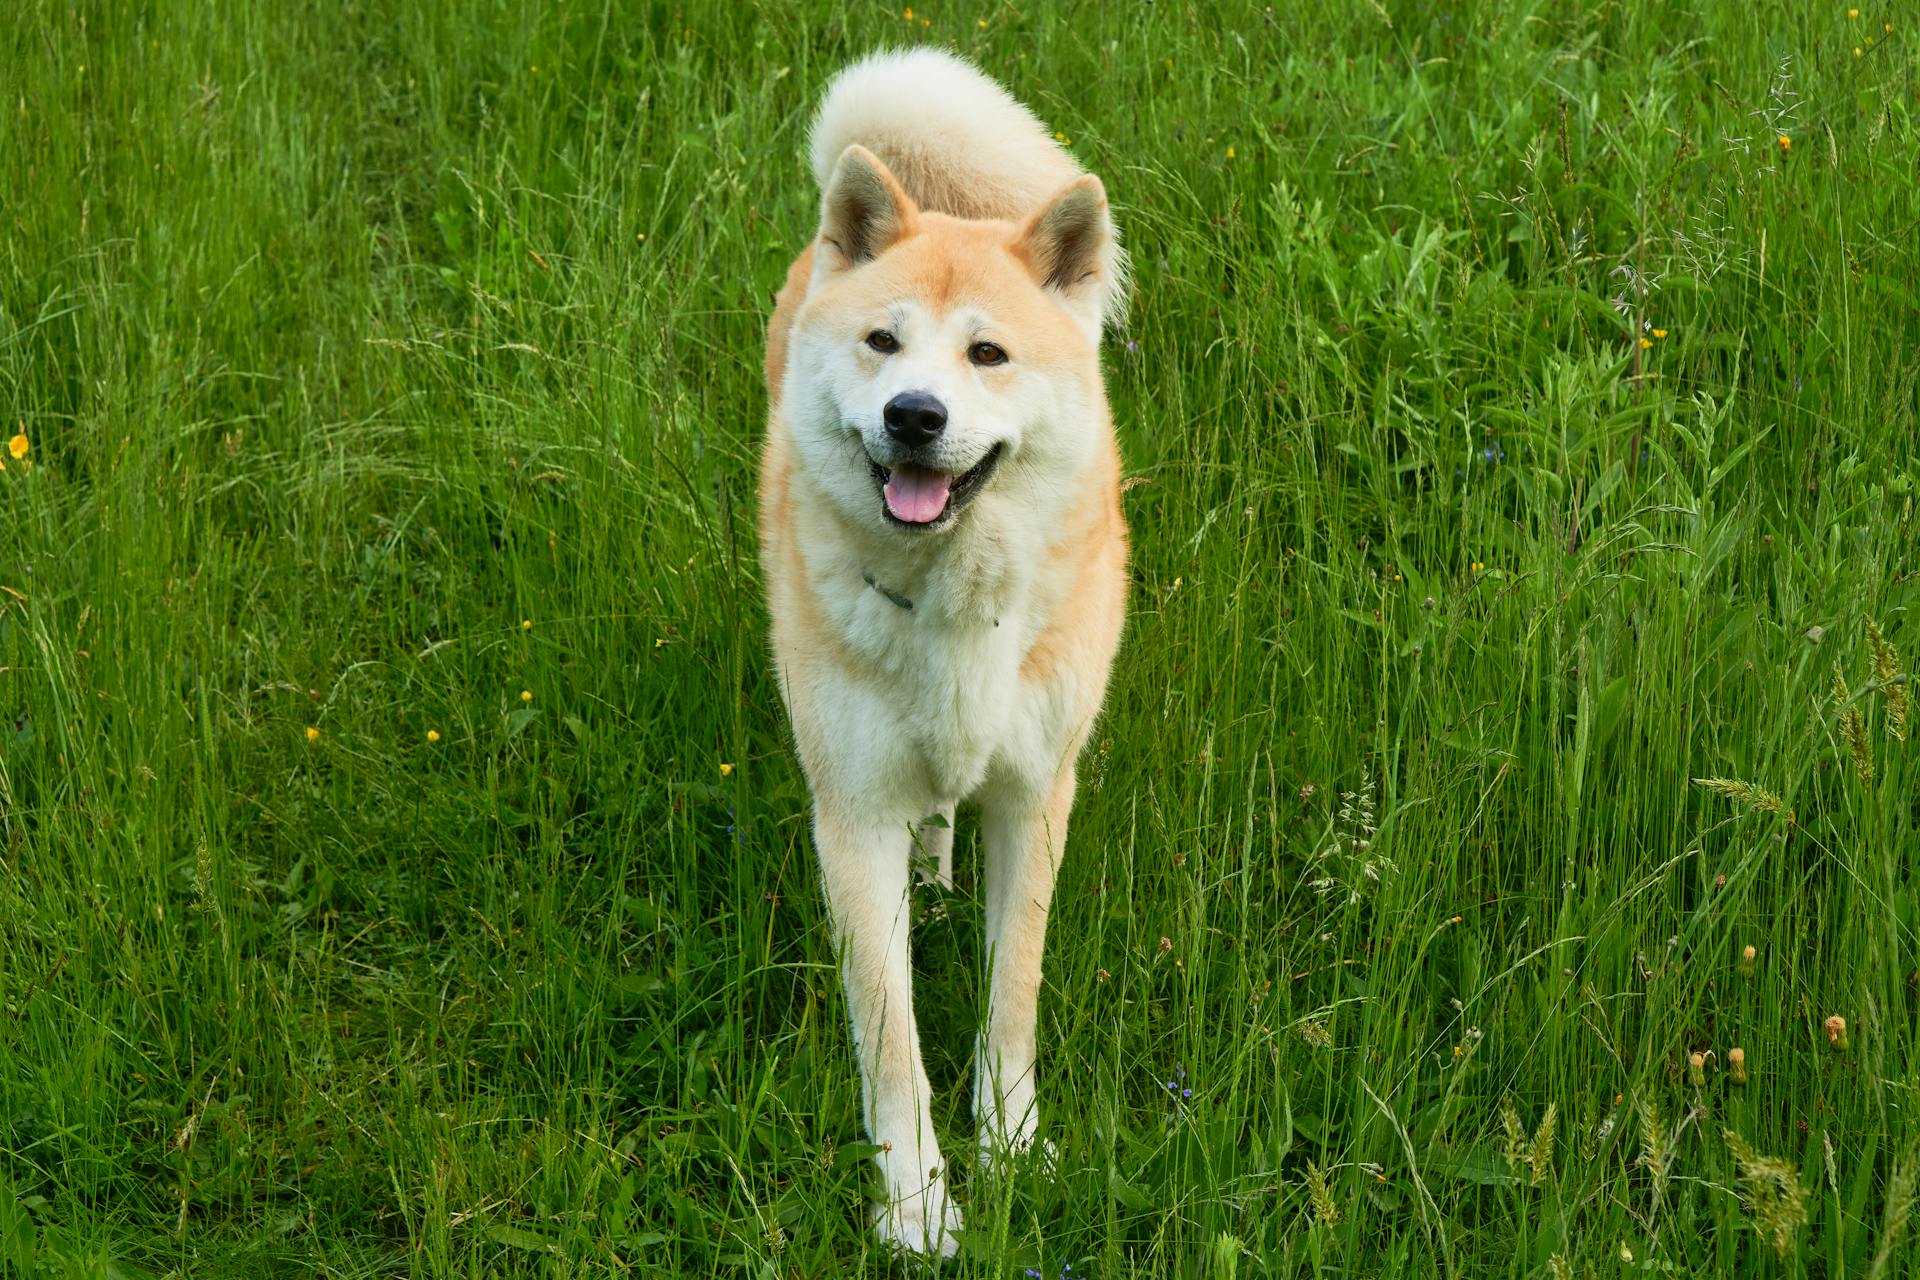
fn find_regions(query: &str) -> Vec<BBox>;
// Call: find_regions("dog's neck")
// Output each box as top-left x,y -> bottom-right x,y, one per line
860,567 -> 915,611
801,484 -> 1031,629
857,517 -> 1026,625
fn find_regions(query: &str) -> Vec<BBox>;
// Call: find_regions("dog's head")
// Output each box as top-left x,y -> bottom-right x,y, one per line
783,146 -> 1122,537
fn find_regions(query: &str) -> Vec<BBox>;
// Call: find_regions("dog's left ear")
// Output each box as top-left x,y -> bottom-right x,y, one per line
1012,174 -> 1125,336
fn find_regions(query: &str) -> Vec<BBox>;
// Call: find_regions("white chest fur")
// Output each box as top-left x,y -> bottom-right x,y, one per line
827,565 -> 1030,806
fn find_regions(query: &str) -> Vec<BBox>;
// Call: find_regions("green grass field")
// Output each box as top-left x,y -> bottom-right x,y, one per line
3,1 -> 1918,1274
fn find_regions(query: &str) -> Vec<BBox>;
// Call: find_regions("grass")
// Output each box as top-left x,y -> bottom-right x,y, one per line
2,0 -> 1917,1275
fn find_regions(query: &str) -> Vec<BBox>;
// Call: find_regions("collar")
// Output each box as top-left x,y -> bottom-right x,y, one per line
861,568 -> 913,611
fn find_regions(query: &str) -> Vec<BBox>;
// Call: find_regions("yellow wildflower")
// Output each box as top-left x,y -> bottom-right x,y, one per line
521,618 -> 532,631
1848,7 -> 1858,15
719,762 -> 734,776
1778,134 -> 1791,151
305,726 -> 321,742
427,729 -> 441,743
6,432 -> 26,460
1640,337 -> 1653,349
978,18 -> 987,27
520,690 -> 533,702
1652,328 -> 1668,339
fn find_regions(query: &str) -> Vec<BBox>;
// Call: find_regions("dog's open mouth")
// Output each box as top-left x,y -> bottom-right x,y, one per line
866,443 -> 1005,527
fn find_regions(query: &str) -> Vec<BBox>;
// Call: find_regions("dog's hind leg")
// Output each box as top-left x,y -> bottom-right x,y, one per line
974,764 -> 1075,1160
913,806 -> 956,888
814,808 -> 962,1255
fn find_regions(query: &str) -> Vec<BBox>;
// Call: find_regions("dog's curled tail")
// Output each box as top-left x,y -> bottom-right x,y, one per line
808,49 -> 1086,224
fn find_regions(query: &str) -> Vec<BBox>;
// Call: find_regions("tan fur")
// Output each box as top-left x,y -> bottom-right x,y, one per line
759,51 -> 1128,1257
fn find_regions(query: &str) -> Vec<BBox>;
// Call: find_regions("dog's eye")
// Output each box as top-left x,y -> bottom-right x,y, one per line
969,342 -> 1008,367
865,330 -> 899,353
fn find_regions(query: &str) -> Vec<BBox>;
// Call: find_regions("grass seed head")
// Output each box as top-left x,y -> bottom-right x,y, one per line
1637,1094 -> 1670,1205
1725,1129 -> 1809,1259
1501,1096 -> 1528,1177
1530,1102 -> 1558,1187
1693,776 -> 1794,825
1865,618 -> 1907,741
1834,664 -> 1875,783
1304,1160 -> 1341,1228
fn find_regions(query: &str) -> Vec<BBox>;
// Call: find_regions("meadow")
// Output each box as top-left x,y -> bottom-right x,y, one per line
2,0 -> 1918,1274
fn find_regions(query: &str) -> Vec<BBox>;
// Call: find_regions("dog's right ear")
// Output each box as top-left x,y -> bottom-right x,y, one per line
817,145 -> 918,270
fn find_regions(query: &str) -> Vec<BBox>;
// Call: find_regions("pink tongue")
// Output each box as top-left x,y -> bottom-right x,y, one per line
884,465 -> 953,523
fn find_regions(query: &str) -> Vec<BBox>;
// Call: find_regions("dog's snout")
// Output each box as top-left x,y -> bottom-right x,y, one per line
883,391 -> 948,447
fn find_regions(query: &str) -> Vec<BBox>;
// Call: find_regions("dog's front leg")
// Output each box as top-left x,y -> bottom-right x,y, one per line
814,808 -> 961,1255
975,764 -> 1075,1160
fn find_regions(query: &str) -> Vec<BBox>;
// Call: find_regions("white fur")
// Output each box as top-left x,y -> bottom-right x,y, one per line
810,48 -> 1082,222
763,52 -> 1129,1257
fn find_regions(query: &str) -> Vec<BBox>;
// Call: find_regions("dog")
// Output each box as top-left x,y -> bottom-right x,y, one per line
758,49 -> 1129,1255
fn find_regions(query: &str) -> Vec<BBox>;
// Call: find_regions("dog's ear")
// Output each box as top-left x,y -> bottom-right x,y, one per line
1011,174 -> 1125,334
817,145 -> 918,270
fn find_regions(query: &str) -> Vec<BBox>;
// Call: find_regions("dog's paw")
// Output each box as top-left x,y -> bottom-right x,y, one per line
872,1187 -> 963,1258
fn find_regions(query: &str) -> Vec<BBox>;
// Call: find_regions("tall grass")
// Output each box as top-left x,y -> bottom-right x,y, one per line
1,1 -> 1915,1274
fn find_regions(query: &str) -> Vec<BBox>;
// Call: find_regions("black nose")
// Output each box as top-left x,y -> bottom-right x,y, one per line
883,391 -> 948,448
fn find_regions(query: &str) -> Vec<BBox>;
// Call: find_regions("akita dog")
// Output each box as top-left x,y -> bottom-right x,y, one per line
759,49 -> 1129,1254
